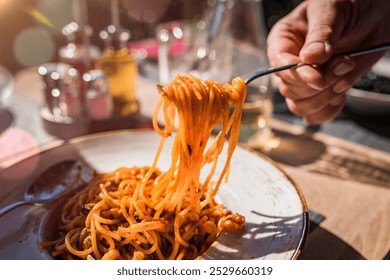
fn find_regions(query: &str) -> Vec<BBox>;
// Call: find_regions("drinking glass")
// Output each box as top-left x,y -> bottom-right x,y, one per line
156,18 -> 232,85
227,0 -> 273,148
156,0 -> 273,148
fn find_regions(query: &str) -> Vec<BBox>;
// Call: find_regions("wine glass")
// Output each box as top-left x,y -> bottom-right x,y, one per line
156,0 -> 274,149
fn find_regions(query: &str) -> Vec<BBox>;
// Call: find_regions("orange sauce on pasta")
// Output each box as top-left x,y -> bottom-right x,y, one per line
41,74 -> 246,260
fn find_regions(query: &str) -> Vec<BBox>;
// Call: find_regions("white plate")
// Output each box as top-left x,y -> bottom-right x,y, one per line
0,130 -> 308,260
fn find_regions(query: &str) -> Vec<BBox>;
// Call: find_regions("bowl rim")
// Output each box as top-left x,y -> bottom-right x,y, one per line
347,87 -> 390,102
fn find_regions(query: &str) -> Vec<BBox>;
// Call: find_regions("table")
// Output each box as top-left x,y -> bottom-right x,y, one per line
265,119 -> 390,260
0,65 -> 389,260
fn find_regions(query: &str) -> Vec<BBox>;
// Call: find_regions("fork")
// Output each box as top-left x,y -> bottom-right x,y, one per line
245,42 -> 390,84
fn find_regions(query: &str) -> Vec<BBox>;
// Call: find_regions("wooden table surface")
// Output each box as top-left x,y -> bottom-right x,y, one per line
264,119 -> 390,260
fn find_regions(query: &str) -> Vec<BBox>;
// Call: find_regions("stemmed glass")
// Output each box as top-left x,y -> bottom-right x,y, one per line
156,0 -> 274,148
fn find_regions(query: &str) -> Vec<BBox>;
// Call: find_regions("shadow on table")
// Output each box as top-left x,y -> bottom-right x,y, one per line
300,226 -> 365,260
299,210 -> 365,260
304,144 -> 390,189
262,128 -> 390,188
261,129 -> 327,166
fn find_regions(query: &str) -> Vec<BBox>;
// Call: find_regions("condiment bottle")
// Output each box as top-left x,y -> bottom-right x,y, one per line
83,70 -> 113,121
38,63 -> 82,119
97,24 -> 138,117
97,0 -> 138,117
58,22 -> 100,97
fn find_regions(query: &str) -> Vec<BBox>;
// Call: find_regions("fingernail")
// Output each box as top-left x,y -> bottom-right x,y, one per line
333,79 -> 352,93
333,61 -> 355,76
306,82 -> 325,90
295,66 -> 327,90
305,42 -> 326,55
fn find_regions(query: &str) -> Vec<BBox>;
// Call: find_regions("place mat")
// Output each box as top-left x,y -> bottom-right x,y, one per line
259,119 -> 390,260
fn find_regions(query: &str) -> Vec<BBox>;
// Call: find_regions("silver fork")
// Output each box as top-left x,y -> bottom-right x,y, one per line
245,42 -> 390,84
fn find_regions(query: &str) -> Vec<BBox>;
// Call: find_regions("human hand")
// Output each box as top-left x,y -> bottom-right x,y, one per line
267,0 -> 390,124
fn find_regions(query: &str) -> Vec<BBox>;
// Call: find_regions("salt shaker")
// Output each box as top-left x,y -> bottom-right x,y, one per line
83,70 -> 113,120
37,63 -> 82,119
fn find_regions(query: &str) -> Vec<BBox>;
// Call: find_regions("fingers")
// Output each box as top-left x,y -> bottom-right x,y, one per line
284,91 -> 346,125
293,55 -> 355,90
274,75 -> 320,100
300,0 -> 346,64
342,52 -> 385,84
267,27 -> 302,67
295,64 -> 328,90
304,97 -> 346,125
285,89 -> 345,117
275,55 -> 357,123
267,0 -> 386,125
275,55 -> 356,100
276,52 -> 382,125
267,2 -> 309,67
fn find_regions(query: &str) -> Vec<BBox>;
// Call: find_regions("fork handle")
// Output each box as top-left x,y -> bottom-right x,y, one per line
245,62 -> 299,84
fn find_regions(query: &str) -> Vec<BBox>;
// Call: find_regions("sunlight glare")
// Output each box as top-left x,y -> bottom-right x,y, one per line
0,0 -> 11,11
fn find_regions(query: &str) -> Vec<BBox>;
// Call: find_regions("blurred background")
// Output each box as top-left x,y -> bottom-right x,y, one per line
1,0 -> 388,151
0,0 -> 302,74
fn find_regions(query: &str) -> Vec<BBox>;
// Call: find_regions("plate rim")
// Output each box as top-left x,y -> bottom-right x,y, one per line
234,142 -> 310,260
1,129 -> 309,259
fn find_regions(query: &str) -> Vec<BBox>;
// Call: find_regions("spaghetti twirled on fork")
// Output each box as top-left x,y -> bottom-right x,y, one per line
41,74 -> 247,260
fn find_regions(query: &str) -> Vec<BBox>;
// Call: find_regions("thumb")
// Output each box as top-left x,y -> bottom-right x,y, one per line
300,1 -> 344,65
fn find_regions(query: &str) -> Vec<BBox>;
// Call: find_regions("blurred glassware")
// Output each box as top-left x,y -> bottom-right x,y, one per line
156,0 -> 273,148
83,70 -> 113,121
97,0 -> 138,118
0,66 -> 14,133
156,0 -> 233,84
58,22 -> 100,84
58,0 -> 101,100
38,63 -> 82,122
230,0 -> 273,148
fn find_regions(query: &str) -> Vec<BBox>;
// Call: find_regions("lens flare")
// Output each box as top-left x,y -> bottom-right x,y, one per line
23,2 -> 54,28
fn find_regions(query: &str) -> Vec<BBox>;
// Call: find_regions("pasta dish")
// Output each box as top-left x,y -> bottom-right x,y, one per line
41,74 -> 247,260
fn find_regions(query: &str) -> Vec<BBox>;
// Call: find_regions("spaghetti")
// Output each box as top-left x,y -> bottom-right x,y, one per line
42,74 -> 247,260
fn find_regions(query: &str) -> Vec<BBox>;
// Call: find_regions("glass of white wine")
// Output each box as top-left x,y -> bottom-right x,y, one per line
226,0 -> 274,148
156,0 -> 274,148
